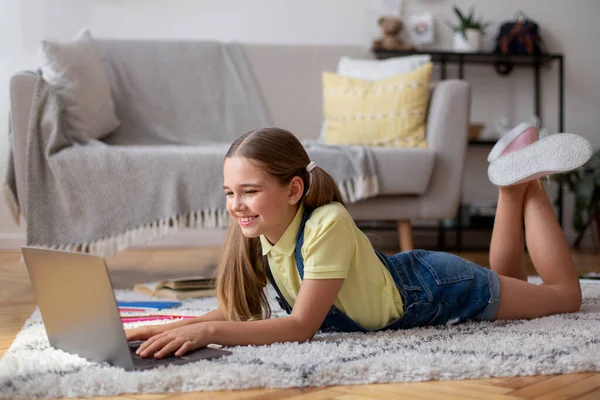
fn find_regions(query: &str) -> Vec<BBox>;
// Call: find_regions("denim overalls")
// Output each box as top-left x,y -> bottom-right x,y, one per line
266,208 -> 501,333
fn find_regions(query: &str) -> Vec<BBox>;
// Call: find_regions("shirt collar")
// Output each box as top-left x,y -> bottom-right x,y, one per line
260,204 -> 304,256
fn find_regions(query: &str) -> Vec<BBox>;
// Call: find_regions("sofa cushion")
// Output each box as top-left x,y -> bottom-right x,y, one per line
372,147 -> 435,195
322,62 -> 432,148
318,54 -> 432,141
39,30 -> 120,142
337,54 -> 431,80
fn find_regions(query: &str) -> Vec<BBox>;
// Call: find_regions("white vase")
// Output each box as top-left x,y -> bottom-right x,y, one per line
452,29 -> 482,52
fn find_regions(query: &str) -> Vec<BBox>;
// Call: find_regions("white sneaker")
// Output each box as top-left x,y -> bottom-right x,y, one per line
487,119 -> 540,163
488,133 -> 592,187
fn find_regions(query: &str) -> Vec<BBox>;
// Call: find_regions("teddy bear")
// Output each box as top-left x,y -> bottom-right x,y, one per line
372,17 -> 415,51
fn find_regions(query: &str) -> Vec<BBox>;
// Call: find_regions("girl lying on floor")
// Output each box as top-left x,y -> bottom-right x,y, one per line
126,125 -> 592,359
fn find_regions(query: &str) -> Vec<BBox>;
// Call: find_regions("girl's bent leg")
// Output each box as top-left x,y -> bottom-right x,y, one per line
493,181 -> 582,320
489,183 -> 528,281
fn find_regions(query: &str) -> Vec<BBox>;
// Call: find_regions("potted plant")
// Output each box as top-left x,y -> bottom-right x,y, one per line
448,6 -> 490,52
553,149 -> 600,249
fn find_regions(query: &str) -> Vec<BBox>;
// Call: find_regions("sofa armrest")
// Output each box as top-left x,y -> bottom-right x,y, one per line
419,80 -> 471,219
9,71 -> 37,221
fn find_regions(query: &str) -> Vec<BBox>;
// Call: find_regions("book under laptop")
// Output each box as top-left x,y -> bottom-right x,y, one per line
21,246 -> 231,370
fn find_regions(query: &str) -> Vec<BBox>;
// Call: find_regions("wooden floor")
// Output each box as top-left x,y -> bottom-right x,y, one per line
2,247 -> 600,400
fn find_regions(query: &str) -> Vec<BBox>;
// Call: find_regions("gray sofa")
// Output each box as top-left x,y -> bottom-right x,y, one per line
9,42 -> 470,252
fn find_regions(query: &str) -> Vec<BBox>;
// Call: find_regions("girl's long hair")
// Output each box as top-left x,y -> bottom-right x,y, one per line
217,127 -> 346,321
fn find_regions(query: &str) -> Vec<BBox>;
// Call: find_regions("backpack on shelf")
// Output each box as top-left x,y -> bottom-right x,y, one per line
494,11 -> 546,56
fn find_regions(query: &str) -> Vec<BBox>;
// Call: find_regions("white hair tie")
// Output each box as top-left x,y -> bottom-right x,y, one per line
305,161 -> 317,196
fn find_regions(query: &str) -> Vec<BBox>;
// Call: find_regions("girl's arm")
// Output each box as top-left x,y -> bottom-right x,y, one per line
125,308 -> 226,341
137,278 -> 344,357
207,278 -> 344,345
176,308 -> 227,326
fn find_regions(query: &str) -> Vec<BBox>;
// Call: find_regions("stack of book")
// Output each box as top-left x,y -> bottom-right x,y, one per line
133,276 -> 216,300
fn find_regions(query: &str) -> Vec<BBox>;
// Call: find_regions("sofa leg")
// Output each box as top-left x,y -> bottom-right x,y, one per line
397,220 -> 414,252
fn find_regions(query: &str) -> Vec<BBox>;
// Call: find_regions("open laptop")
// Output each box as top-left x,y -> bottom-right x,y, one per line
22,246 -> 232,370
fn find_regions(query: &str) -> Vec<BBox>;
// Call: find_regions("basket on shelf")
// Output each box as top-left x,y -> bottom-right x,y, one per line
468,123 -> 485,140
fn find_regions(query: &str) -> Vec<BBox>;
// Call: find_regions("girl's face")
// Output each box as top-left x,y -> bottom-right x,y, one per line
223,156 -> 301,244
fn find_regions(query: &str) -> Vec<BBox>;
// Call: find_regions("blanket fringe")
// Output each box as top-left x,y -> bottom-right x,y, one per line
3,184 -> 21,226
31,209 -> 231,257
338,175 -> 379,204
27,177 -> 377,257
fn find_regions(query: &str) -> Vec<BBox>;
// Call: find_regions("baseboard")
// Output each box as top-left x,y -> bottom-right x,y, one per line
0,233 -> 26,250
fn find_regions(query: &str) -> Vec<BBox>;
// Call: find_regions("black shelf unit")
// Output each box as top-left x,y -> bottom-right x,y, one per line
373,49 -> 566,251
468,139 -> 497,146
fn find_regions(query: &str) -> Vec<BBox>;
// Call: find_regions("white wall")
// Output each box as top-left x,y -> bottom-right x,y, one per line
1,0 -> 599,248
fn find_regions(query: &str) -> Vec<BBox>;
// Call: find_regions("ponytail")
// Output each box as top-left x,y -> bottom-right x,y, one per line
303,166 -> 346,209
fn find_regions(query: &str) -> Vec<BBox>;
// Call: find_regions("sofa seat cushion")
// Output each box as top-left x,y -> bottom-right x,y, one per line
372,147 -> 435,195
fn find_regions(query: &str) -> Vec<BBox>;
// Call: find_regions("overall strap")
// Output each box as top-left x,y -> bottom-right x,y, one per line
293,208 -> 314,279
265,257 -> 292,314
293,207 -> 367,333
265,207 -> 313,315
269,206 -> 367,333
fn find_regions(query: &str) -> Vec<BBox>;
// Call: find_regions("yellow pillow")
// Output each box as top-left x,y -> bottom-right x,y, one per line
322,62 -> 432,148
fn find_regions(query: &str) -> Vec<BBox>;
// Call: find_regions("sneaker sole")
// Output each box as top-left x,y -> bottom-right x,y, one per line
488,133 -> 592,186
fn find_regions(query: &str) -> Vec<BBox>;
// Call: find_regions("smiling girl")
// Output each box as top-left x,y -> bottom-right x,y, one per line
127,126 -> 591,359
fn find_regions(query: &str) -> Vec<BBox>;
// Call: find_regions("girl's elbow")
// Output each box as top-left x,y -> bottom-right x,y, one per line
298,328 -> 318,342
288,317 -> 319,342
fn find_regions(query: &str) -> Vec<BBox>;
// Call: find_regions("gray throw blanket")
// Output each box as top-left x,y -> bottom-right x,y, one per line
4,115 -> 19,225
3,42 -> 379,256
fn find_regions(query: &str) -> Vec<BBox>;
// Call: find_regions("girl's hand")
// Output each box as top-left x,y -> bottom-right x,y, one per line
125,323 -> 172,341
135,323 -> 210,358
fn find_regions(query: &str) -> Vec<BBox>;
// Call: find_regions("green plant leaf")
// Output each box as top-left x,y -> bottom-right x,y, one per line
572,177 -> 596,232
451,5 -> 489,34
453,6 -> 466,23
468,6 -> 475,23
574,208 -> 586,232
555,148 -> 600,233
575,177 -> 595,209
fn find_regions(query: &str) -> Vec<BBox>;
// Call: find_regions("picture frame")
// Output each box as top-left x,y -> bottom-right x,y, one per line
407,12 -> 434,46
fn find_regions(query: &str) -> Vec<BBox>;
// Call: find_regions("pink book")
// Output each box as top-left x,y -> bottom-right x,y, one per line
121,315 -> 196,323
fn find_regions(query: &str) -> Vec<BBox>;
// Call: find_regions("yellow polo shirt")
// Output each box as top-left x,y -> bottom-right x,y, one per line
259,202 -> 404,330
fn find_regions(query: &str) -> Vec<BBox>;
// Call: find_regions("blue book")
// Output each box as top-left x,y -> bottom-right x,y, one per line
117,301 -> 181,310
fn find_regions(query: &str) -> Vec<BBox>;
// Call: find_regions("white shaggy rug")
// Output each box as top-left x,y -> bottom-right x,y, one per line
1,278 -> 600,399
